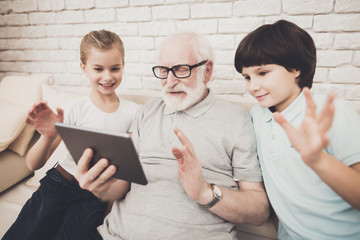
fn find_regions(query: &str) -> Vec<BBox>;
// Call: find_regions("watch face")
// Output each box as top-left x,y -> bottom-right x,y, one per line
200,184 -> 222,209
213,185 -> 222,197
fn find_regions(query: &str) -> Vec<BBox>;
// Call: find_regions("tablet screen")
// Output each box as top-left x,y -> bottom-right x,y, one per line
55,122 -> 147,185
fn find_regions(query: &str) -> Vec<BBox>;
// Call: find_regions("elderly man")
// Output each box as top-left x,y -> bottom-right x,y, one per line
75,32 -> 269,239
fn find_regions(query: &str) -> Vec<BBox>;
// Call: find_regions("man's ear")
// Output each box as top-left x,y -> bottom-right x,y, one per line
204,60 -> 213,84
80,62 -> 87,77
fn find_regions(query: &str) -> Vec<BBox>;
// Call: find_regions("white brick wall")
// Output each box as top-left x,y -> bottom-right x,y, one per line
0,0 -> 360,103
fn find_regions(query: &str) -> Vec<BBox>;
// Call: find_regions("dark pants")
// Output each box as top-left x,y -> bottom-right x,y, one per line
3,167 -> 105,240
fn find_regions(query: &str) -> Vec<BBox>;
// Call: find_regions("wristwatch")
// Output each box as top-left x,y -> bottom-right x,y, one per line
200,183 -> 222,209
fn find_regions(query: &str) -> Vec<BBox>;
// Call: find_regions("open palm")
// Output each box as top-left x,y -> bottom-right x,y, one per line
273,88 -> 335,166
171,127 -> 208,202
26,101 -> 64,139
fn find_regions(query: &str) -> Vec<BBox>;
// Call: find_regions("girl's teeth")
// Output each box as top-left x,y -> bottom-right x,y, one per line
101,83 -> 114,87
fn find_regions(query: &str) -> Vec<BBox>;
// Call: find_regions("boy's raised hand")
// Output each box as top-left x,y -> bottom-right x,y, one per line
26,101 -> 64,139
273,88 -> 335,167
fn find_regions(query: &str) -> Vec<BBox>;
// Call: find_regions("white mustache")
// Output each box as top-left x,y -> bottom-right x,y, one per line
162,84 -> 189,93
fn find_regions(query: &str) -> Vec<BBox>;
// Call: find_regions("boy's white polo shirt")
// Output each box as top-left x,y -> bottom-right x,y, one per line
251,92 -> 360,240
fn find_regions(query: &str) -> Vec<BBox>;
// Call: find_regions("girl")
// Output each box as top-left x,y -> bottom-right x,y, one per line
234,20 -> 360,240
4,30 -> 139,240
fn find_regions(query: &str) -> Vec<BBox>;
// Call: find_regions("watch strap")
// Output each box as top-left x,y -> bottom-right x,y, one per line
200,183 -> 222,209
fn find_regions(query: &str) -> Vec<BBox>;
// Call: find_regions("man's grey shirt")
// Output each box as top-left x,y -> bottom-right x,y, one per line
98,90 -> 262,240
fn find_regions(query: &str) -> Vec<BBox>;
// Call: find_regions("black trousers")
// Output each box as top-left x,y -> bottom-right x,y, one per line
3,167 -> 106,240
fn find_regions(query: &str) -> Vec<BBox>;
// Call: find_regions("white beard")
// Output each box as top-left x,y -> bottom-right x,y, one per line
161,77 -> 206,112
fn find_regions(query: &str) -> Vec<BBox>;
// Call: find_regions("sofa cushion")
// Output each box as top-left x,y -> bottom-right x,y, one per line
8,124 -> 35,156
0,100 -> 29,152
0,75 -> 48,154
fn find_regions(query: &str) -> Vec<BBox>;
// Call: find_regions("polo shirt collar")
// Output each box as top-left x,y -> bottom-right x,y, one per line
264,91 -> 305,123
164,89 -> 216,118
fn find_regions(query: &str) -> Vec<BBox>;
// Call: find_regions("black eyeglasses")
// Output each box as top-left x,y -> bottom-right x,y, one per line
152,60 -> 208,79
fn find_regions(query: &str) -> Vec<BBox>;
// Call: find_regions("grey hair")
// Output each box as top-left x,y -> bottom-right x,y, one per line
156,32 -> 214,64
155,32 -> 215,82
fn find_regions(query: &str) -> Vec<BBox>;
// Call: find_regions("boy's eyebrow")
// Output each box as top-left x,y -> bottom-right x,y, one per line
254,66 -> 265,70
242,66 -> 266,74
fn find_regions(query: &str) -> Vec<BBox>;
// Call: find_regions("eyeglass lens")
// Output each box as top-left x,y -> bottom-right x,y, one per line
154,65 -> 191,79
152,60 -> 207,79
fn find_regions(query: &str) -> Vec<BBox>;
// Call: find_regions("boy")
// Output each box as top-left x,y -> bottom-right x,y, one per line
234,20 -> 360,239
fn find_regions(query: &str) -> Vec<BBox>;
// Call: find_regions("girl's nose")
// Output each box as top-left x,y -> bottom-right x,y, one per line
103,70 -> 112,80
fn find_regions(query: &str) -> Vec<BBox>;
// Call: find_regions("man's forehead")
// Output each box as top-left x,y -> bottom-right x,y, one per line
159,38 -> 196,65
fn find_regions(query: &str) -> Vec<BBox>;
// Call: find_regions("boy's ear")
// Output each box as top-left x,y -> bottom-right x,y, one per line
294,69 -> 301,78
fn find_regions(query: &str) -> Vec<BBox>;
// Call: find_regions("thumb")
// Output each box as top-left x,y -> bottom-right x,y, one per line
57,107 -> 64,123
172,146 -> 184,165
172,146 -> 183,160
76,148 -> 93,175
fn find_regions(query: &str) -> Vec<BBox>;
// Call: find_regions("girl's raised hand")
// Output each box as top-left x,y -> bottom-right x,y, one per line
26,101 -> 64,139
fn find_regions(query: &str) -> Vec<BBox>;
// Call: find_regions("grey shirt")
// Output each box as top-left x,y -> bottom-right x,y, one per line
98,90 -> 262,240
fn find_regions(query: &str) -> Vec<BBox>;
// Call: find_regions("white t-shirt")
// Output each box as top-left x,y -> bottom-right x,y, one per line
59,96 -> 140,175
251,92 -> 360,240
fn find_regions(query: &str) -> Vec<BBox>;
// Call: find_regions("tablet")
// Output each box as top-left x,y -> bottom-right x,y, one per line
55,122 -> 147,185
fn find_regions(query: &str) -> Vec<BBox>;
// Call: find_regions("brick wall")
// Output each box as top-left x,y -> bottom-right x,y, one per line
0,0 -> 359,103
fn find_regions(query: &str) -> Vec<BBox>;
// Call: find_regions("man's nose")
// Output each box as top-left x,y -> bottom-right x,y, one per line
165,71 -> 179,88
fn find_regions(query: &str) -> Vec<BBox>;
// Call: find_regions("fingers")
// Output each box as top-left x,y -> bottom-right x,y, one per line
95,164 -> 117,183
303,87 -> 317,118
77,152 -> 111,182
173,127 -> 194,156
172,128 -> 196,167
56,107 -> 64,122
76,148 -> 93,175
33,101 -> 48,113
27,101 -> 50,118
34,101 -> 48,112
25,116 -> 34,125
273,112 -> 295,134
28,108 -> 36,119
318,92 -> 335,133
75,148 -> 116,191
87,158 -> 112,181
172,145 -> 192,167
82,161 -> 115,192
171,146 -> 183,160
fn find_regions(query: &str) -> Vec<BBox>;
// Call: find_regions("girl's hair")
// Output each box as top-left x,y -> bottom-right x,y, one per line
80,30 -> 125,65
234,20 -> 316,89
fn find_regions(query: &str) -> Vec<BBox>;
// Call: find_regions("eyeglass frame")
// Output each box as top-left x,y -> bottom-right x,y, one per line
152,60 -> 208,79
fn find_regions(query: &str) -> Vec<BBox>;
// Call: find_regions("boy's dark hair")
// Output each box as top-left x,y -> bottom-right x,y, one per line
234,20 -> 316,89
